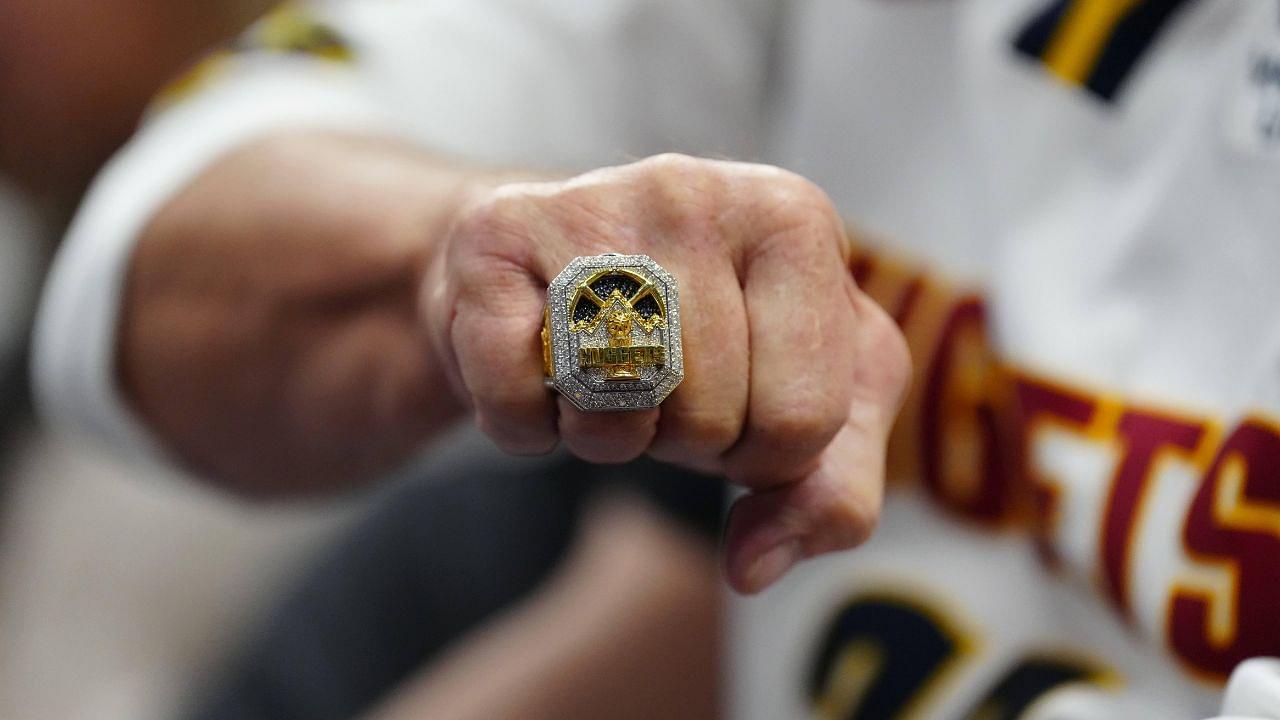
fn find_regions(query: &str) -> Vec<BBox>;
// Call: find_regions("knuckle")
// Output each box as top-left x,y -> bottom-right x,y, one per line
754,393 -> 845,453
820,486 -> 881,551
452,190 -> 534,265
749,172 -> 841,246
798,475 -> 881,554
459,191 -> 520,238
447,227 -> 539,321
640,152 -> 703,176
696,412 -> 743,454
672,406 -> 743,458
775,170 -> 836,216
635,154 -> 724,232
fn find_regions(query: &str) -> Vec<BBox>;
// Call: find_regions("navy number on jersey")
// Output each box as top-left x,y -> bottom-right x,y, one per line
809,593 -> 1114,720
1013,0 -> 1196,102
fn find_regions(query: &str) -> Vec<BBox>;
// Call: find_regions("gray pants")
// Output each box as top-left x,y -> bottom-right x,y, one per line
184,448 -> 723,720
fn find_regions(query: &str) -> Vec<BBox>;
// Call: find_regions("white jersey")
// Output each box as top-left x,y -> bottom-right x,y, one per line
32,1 -> 1280,718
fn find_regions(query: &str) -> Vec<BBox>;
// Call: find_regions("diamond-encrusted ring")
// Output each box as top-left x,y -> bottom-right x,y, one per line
541,253 -> 684,412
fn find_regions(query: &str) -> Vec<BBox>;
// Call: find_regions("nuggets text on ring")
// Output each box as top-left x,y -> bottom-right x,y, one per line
542,253 -> 683,412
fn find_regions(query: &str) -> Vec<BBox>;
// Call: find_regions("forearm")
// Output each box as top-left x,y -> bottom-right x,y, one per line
363,498 -> 722,720
119,131 -> 486,494
110,139 -> 910,593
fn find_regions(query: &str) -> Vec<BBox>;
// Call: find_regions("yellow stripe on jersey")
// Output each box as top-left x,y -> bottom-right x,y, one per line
1013,0 -> 1197,102
1042,0 -> 1143,85
152,51 -> 234,110
243,4 -> 353,63
153,4 -> 352,109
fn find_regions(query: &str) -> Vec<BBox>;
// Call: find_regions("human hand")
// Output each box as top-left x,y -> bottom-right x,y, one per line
425,154 -> 911,593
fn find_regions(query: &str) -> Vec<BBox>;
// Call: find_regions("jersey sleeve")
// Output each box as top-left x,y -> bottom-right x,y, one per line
30,0 -> 775,464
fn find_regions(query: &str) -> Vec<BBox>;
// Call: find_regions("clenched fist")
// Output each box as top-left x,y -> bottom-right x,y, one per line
123,136 -> 909,593
425,154 -> 909,592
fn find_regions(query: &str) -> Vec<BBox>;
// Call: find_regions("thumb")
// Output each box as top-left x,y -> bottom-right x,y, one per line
723,289 -> 910,594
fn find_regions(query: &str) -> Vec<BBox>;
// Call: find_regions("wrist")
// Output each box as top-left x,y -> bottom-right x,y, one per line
120,132 -> 498,491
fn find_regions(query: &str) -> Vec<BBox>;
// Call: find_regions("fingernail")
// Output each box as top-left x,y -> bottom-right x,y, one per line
746,538 -> 803,592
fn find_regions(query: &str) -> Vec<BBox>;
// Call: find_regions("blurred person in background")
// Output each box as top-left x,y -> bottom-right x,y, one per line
0,0 -> 265,447
0,0 -> 277,412
0,0 -> 277,212
0,3 -> 364,720
23,2 -> 1280,720
0,187 -> 39,448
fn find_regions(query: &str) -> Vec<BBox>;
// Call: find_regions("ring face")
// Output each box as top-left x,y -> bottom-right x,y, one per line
544,254 -> 683,412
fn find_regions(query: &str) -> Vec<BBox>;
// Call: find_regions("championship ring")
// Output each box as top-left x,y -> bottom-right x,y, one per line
542,253 -> 683,412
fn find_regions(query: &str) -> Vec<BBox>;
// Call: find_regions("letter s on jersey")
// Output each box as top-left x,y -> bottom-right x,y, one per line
1170,417 -> 1280,681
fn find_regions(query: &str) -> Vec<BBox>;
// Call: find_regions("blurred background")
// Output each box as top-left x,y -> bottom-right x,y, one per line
0,3 -> 363,718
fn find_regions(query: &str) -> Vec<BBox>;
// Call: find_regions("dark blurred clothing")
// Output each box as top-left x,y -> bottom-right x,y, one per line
0,351 -> 31,464
184,451 -> 723,720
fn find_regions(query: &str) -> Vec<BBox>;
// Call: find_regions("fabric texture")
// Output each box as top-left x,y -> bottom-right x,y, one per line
183,452 -> 723,720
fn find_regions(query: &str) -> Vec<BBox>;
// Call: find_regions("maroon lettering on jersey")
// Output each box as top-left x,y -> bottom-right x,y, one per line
920,297 -> 1011,522
845,242 -> 1280,686
1100,411 -> 1207,620
1169,418 -> 1280,681
890,275 -> 926,327
850,251 -> 875,290
1012,375 -> 1098,568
